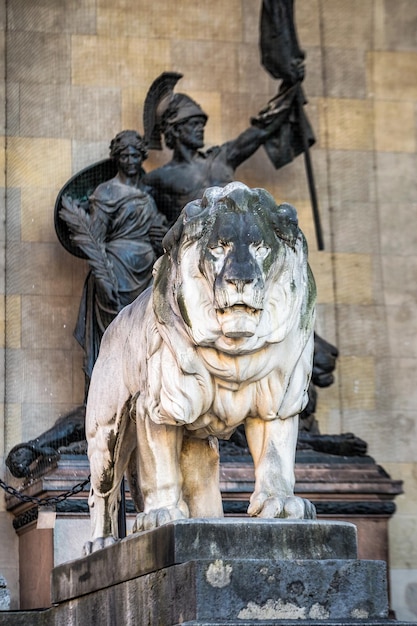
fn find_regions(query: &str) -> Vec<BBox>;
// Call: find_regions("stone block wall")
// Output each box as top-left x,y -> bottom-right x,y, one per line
0,0 -> 416,619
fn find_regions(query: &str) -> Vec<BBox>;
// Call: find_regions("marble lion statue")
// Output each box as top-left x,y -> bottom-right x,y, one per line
84,181 -> 317,553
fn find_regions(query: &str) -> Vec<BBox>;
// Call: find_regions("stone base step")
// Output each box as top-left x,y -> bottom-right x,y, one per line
3,612 -> 412,625
0,614 -> 415,626
0,611 -> 51,626
32,519 -> 413,626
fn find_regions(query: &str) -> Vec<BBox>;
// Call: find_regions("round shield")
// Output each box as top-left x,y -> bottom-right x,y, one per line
54,158 -> 118,258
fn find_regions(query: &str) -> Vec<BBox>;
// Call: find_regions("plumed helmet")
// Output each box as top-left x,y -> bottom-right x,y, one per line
161,93 -> 207,130
143,72 -> 207,150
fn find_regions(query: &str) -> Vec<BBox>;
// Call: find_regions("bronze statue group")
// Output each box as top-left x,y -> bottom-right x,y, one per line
6,70 -> 361,481
7,5 -> 368,478
61,73 -> 302,385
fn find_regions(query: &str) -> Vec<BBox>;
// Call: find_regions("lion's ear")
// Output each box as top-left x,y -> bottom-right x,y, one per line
271,203 -> 300,249
183,198 -> 204,218
162,200 -> 205,261
162,218 -> 183,261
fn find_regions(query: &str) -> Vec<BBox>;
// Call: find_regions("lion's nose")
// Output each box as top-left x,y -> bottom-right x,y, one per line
226,277 -> 255,292
223,253 -> 260,287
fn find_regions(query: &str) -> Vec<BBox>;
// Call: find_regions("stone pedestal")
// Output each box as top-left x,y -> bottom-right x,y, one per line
5,453 -> 403,611
0,576 -> 10,611
0,516 -> 412,626
47,519 -> 389,625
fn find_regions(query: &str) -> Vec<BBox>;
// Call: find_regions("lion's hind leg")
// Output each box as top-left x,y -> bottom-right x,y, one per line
132,418 -> 190,533
84,348 -> 137,553
181,435 -> 224,519
84,407 -> 137,554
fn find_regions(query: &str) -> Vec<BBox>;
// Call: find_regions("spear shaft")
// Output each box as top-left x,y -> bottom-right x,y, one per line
260,0 -> 324,250
295,86 -> 324,250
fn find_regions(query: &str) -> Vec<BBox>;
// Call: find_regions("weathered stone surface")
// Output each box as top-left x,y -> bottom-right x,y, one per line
40,558 -> 389,625
0,613 -> 52,626
4,520 -> 411,625
82,183 -> 317,547
0,614 -> 412,626
0,576 -> 10,611
188,559 -> 389,622
178,622 -> 411,626
52,519 -> 358,603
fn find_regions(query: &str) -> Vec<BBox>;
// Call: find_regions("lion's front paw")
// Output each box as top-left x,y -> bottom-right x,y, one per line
248,493 -> 316,520
82,535 -> 119,556
132,506 -> 188,533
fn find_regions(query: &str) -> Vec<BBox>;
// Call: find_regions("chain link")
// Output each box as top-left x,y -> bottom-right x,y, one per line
0,475 -> 90,507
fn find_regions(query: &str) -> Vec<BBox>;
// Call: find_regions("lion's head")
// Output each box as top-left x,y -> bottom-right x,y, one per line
153,182 -> 316,355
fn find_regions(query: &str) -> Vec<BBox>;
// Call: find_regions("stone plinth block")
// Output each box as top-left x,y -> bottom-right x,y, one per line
47,519 -> 393,625
52,519 -> 358,603
52,558 -> 388,625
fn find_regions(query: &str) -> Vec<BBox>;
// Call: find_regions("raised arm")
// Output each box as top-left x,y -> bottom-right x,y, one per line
223,125 -> 276,170
223,97 -> 293,170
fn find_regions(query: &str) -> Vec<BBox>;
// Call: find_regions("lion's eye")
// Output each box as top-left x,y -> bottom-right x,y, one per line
251,242 -> 270,259
209,242 -> 227,257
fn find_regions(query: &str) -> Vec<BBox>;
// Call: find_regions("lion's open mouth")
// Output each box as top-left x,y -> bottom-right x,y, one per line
216,304 -> 262,338
218,304 -> 260,315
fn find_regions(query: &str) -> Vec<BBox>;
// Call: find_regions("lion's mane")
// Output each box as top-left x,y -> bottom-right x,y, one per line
129,182 -> 316,434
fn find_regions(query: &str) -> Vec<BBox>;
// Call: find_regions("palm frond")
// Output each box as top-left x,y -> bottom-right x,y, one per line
60,196 -> 121,308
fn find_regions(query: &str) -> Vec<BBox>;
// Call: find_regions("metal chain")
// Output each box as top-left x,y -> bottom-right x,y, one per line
0,475 -> 90,507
